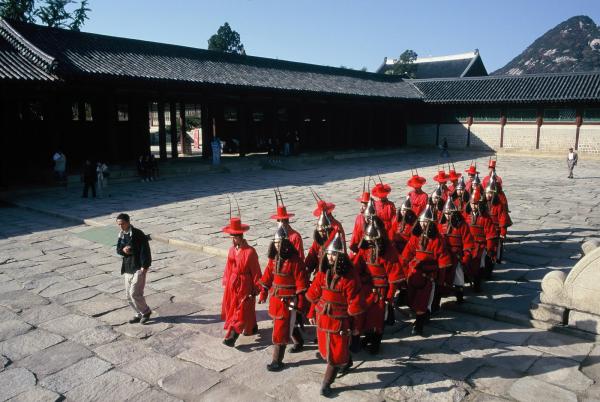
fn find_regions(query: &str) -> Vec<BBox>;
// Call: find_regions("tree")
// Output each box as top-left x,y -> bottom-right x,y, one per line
0,0 -> 36,22
0,0 -> 91,30
208,22 -> 245,55
386,49 -> 418,78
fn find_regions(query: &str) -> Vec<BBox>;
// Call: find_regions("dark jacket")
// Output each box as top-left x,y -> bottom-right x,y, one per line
117,226 -> 152,275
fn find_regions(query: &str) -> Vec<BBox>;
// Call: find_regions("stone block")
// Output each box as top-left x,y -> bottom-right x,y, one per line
94,339 -> 152,366
18,304 -> 69,326
176,332 -> 248,372
114,321 -> 172,339
582,239 -> 600,255
39,313 -> 102,336
53,287 -> 100,304
0,320 -> 33,342
6,386 -> 61,402
0,290 -> 49,311
530,295 -> 567,323
40,356 -> 112,393
527,331 -> 594,363
568,309 -> 600,334
74,293 -> 125,317
509,377 -> 577,402
121,353 -> 189,384
97,307 -> 132,326
69,325 -> 120,347
527,355 -> 593,392
0,368 -> 37,400
125,388 -> 182,402
0,329 -> 64,361
15,341 -> 92,378
384,369 -> 469,402
65,370 -> 149,402
469,364 -> 521,397
39,281 -> 86,297
158,365 -> 221,400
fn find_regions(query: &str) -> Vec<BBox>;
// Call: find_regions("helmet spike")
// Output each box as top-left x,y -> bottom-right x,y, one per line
362,177 -> 366,193
277,186 -> 285,207
377,174 -> 383,184
228,195 -> 232,220
309,187 -> 322,203
233,195 -> 241,218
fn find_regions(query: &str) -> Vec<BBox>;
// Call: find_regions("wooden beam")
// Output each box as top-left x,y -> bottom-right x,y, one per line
169,102 -> 178,158
157,101 -> 167,160
201,103 -> 211,159
575,107 -> 583,150
179,102 -> 188,155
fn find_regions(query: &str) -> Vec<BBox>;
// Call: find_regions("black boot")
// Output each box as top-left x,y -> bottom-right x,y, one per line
473,277 -> 482,293
349,334 -> 361,353
455,286 -> 464,304
289,328 -> 304,353
431,294 -> 441,314
320,364 -> 339,397
411,314 -> 424,336
339,355 -> 353,376
368,333 -> 382,355
267,345 -> 286,371
223,330 -> 239,347
385,303 -> 396,326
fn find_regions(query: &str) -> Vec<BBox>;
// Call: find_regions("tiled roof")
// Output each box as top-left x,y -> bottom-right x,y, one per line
0,19 -> 421,99
376,51 -> 488,79
410,72 -> 600,104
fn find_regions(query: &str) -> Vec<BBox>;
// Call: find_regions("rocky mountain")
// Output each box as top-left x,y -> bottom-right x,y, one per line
493,15 -> 600,75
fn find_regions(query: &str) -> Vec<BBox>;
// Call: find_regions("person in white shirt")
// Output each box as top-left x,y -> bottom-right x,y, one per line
567,147 -> 578,179
97,161 -> 110,197
52,151 -> 66,181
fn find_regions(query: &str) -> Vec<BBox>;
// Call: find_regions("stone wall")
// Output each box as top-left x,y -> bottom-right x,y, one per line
439,124 -> 468,148
502,124 -> 538,150
469,124 -> 501,150
406,123 -> 436,146
538,125 -> 577,151
578,125 -> 600,154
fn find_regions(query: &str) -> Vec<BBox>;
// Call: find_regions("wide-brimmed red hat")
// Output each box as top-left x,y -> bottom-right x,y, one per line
465,164 -> 479,176
270,206 -> 294,220
433,170 -> 448,184
488,159 -> 497,169
312,200 -> 336,217
356,191 -> 370,203
407,174 -> 426,189
371,183 -> 392,198
448,168 -> 461,181
222,217 -> 250,234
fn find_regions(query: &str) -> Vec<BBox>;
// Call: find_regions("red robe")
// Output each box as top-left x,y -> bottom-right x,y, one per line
439,221 -> 474,294
482,174 -> 503,189
349,213 -> 365,254
306,267 -> 364,367
391,218 -> 413,255
374,199 -> 396,240
487,201 -> 509,237
467,212 -> 497,281
259,255 -> 308,345
400,234 -> 452,313
408,190 -> 428,217
221,242 -> 262,337
305,219 -> 345,276
287,227 -> 305,260
353,245 -> 403,334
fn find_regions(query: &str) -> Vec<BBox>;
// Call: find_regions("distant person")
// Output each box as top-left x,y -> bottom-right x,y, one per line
293,131 -> 300,155
283,131 -> 291,156
148,154 -> 159,180
567,147 -> 578,179
211,136 -> 221,165
440,138 -> 449,158
81,159 -> 96,198
53,150 -> 67,182
96,161 -> 109,197
137,155 -> 147,182
116,213 -> 152,324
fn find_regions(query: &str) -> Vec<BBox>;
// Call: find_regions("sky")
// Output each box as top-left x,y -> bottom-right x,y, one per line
78,0 -> 600,73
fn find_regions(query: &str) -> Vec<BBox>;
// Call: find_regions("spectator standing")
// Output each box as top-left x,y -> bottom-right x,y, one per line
97,161 -> 110,197
148,154 -> 159,180
137,155 -> 147,182
53,150 -> 67,182
82,159 -> 96,198
567,147 -> 578,179
440,137 -> 449,158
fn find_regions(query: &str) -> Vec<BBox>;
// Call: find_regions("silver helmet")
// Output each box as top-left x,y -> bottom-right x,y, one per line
431,185 -> 443,202
363,198 -> 376,220
485,176 -> 498,194
363,220 -> 381,241
472,173 -> 481,189
316,210 -> 332,231
274,224 -> 288,241
456,176 -> 466,191
400,196 -> 412,213
326,232 -> 345,254
443,197 -> 458,214
418,202 -> 436,223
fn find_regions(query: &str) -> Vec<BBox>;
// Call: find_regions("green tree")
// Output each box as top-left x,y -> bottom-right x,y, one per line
35,0 -> 72,28
208,22 -> 245,55
0,0 -> 36,22
69,0 -> 88,31
386,49 -> 418,78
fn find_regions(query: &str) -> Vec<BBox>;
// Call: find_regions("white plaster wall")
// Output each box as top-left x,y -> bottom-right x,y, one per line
503,124 -> 537,150
439,124 -> 468,148
407,124 -> 436,146
578,125 -> 600,154
469,124 -> 501,150
538,125 -> 577,151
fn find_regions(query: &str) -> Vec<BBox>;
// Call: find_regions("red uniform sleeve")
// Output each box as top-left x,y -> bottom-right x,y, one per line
222,248 -> 234,287
293,258 -> 309,294
461,223 -> 475,263
306,272 -> 323,304
349,214 -> 364,253
497,207 -> 509,237
259,259 -> 274,289
344,275 -> 365,317
247,248 -> 262,295
484,216 -> 497,255
385,247 -> 404,284
304,242 -> 320,275
435,236 -> 453,269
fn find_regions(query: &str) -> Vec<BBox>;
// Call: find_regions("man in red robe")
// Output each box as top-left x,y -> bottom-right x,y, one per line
371,181 -> 396,241
305,200 -> 345,276
482,159 -> 512,231
447,163 -> 461,195
432,168 -> 450,202
465,188 -> 497,292
391,196 -> 417,255
485,178 -> 510,276
438,198 -> 474,305
258,225 -> 309,371
464,162 -> 479,193
407,171 -> 428,217
270,203 -> 305,260
430,186 -> 445,223
221,217 -> 262,347
400,203 -> 452,336
306,233 -> 364,397
352,214 -> 403,354
452,176 -> 470,218
349,190 -> 370,254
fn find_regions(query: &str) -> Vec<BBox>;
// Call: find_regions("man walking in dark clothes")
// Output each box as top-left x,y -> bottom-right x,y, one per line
82,159 -> 96,198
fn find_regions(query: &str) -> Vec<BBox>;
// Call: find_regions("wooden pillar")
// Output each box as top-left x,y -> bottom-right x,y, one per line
169,102 -> 178,158
179,102 -> 188,155
535,109 -> 543,150
435,107 -> 441,146
575,107 -> 583,150
158,101 -> 167,160
238,101 -> 248,157
201,103 -> 212,159
500,108 -> 506,148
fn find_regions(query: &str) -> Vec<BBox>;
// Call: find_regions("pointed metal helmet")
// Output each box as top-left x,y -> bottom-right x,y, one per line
400,196 -> 412,212
316,209 -> 332,231
470,188 -> 482,204
363,198 -> 376,220
274,223 -> 288,241
363,220 -> 381,241
472,173 -> 481,188
485,176 -> 498,194
443,197 -> 458,214
456,176 -> 466,191
418,202 -> 436,223
326,232 -> 345,254
431,185 -> 443,201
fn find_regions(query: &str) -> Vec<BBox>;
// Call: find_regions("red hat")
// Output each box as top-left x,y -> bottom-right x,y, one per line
312,200 -> 336,217
488,159 -> 497,169
222,217 -> 250,234
407,174 -> 426,189
356,191 -> 370,203
371,183 -> 392,198
448,168 -> 461,181
433,169 -> 448,184
465,163 -> 479,176
270,206 -> 294,220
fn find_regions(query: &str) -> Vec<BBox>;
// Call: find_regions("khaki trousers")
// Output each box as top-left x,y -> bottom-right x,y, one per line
124,270 -> 150,316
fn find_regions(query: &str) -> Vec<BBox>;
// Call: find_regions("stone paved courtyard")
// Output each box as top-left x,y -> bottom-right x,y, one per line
1,149 -> 600,401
